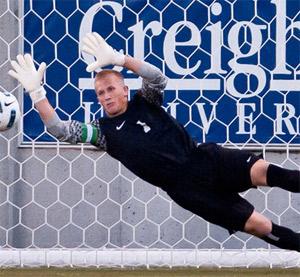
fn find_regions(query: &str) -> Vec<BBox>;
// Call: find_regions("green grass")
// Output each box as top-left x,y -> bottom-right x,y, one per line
0,268 -> 299,277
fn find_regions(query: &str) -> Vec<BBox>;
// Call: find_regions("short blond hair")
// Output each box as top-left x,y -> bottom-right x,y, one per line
95,69 -> 125,85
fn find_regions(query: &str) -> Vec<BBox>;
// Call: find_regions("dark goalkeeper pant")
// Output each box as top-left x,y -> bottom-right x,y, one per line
167,143 -> 263,233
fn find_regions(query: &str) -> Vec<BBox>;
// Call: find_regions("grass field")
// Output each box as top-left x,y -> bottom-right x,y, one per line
0,268 -> 299,277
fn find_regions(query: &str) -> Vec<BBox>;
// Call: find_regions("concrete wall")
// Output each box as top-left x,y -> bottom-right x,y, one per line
0,0 -> 299,250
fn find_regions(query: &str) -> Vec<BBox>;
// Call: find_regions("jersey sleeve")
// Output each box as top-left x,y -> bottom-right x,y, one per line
138,67 -> 168,107
56,120 -> 106,150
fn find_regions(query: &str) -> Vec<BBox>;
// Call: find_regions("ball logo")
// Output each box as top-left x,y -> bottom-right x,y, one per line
0,93 -> 20,131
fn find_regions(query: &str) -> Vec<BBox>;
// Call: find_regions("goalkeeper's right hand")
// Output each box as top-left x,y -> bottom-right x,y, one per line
8,54 -> 46,104
81,32 -> 125,72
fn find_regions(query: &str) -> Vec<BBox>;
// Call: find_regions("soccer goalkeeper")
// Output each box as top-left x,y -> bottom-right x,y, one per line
8,32 -> 300,251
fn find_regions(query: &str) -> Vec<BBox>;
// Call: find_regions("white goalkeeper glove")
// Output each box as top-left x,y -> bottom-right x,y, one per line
8,54 -> 47,104
81,32 -> 125,72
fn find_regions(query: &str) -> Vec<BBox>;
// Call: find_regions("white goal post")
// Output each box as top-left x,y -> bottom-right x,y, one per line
0,249 -> 299,268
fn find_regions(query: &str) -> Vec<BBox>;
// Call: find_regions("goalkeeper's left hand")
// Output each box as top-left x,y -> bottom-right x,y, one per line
8,54 -> 47,104
81,32 -> 125,72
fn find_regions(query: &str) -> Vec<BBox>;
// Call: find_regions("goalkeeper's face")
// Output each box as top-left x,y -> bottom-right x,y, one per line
94,73 -> 129,117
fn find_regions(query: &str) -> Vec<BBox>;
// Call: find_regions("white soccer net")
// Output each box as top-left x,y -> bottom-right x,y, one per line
0,0 -> 299,268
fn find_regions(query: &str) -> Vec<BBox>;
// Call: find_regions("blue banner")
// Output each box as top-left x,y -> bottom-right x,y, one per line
23,0 -> 300,147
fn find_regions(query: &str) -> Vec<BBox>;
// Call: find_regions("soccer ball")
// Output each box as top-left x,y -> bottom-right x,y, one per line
0,92 -> 21,131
